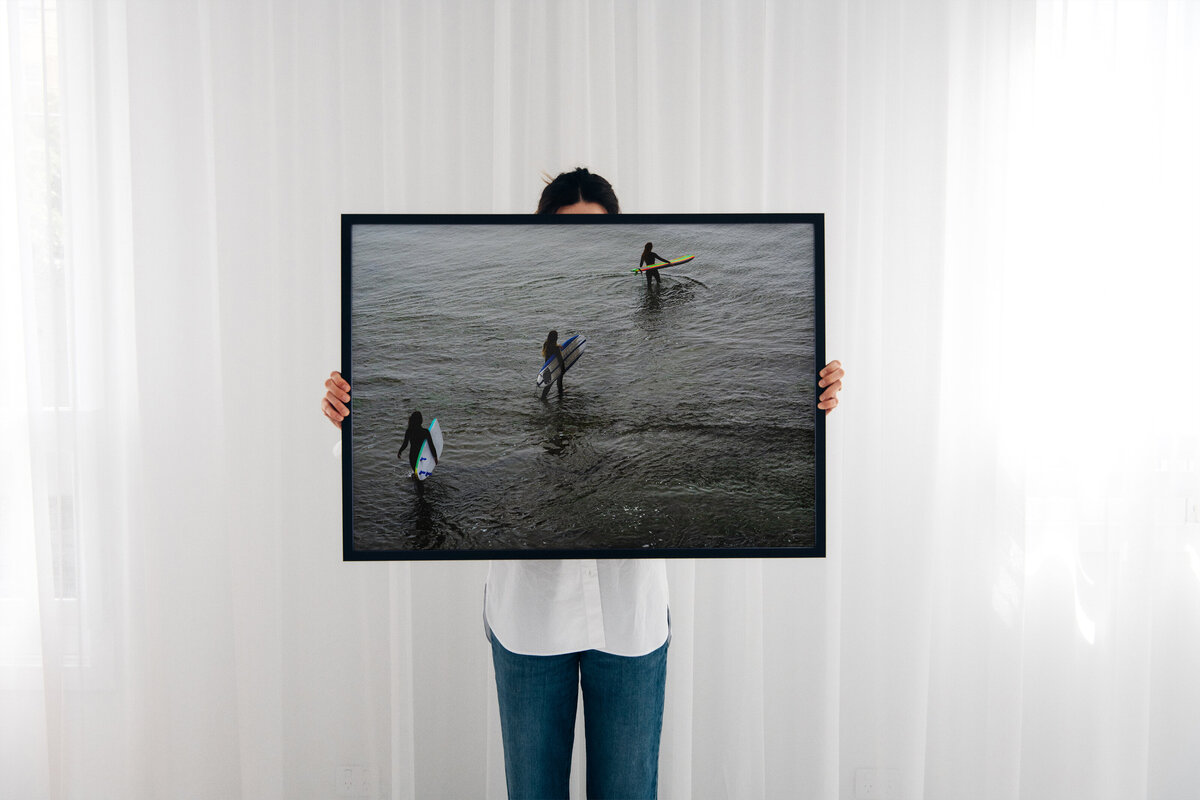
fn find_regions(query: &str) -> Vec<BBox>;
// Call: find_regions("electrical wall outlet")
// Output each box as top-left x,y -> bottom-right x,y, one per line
855,767 -> 899,799
336,765 -> 371,797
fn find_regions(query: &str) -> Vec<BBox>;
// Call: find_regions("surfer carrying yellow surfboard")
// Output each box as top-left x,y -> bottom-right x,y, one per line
639,241 -> 670,287
540,330 -> 566,399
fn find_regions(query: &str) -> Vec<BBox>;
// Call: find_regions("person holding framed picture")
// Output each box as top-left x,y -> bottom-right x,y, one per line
322,167 -> 844,799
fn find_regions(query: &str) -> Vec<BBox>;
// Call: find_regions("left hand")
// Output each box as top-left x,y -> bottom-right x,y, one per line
818,360 -> 844,415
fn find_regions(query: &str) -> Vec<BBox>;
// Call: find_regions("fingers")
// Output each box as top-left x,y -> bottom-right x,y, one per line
324,392 -> 350,419
818,377 -> 841,414
326,371 -> 351,402
322,397 -> 346,429
322,371 -> 351,430
818,360 -> 843,387
818,359 -> 843,416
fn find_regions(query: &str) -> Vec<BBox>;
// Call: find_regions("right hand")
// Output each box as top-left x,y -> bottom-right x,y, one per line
322,371 -> 351,429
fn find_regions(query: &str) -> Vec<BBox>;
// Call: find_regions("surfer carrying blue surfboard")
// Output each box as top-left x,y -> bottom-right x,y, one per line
540,330 -> 566,399
397,411 -> 438,477
639,241 -> 669,287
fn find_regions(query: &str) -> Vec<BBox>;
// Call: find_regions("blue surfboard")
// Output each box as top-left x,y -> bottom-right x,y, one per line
536,334 -> 586,388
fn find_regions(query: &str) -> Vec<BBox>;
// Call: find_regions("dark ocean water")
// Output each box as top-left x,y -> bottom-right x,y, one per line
349,220 -> 817,553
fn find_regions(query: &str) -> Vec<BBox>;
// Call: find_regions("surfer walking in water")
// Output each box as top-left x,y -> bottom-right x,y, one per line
639,241 -> 669,287
540,330 -> 566,399
397,411 -> 437,482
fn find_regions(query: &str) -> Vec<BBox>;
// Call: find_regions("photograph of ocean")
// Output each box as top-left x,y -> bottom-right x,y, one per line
347,218 -> 820,556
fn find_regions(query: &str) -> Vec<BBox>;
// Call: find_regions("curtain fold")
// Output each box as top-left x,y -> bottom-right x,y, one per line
4,1 -> 1199,798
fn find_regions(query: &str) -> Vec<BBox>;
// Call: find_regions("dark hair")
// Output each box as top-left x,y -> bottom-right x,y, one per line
542,330 -> 559,358
536,167 -> 620,215
407,411 -> 422,430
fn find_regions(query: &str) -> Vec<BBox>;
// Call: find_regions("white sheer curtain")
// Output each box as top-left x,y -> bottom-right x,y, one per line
4,1 -> 1199,798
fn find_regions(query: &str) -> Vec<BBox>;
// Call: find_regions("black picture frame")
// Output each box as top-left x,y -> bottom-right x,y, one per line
342,213 -> 825,561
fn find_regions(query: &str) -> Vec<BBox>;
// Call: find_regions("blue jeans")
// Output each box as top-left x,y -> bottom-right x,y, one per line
490,635 -> 669,799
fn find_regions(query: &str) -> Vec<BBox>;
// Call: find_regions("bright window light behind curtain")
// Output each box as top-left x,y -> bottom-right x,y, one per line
1001,6 -> 1200,793
921,2 -> 1200,797
3,1 -> 1200,799
3,1 -> 138,795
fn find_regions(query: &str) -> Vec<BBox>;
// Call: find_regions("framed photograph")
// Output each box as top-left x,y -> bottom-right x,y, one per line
342,213 -> 825,560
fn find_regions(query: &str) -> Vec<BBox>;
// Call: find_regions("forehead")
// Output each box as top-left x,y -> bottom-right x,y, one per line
555,200 -> 609,215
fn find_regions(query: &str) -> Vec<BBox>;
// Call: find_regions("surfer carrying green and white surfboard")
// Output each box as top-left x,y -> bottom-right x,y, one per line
397,410 -> 438,480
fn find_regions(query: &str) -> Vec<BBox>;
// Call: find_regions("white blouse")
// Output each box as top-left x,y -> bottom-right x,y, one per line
484,558 -> 670,657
